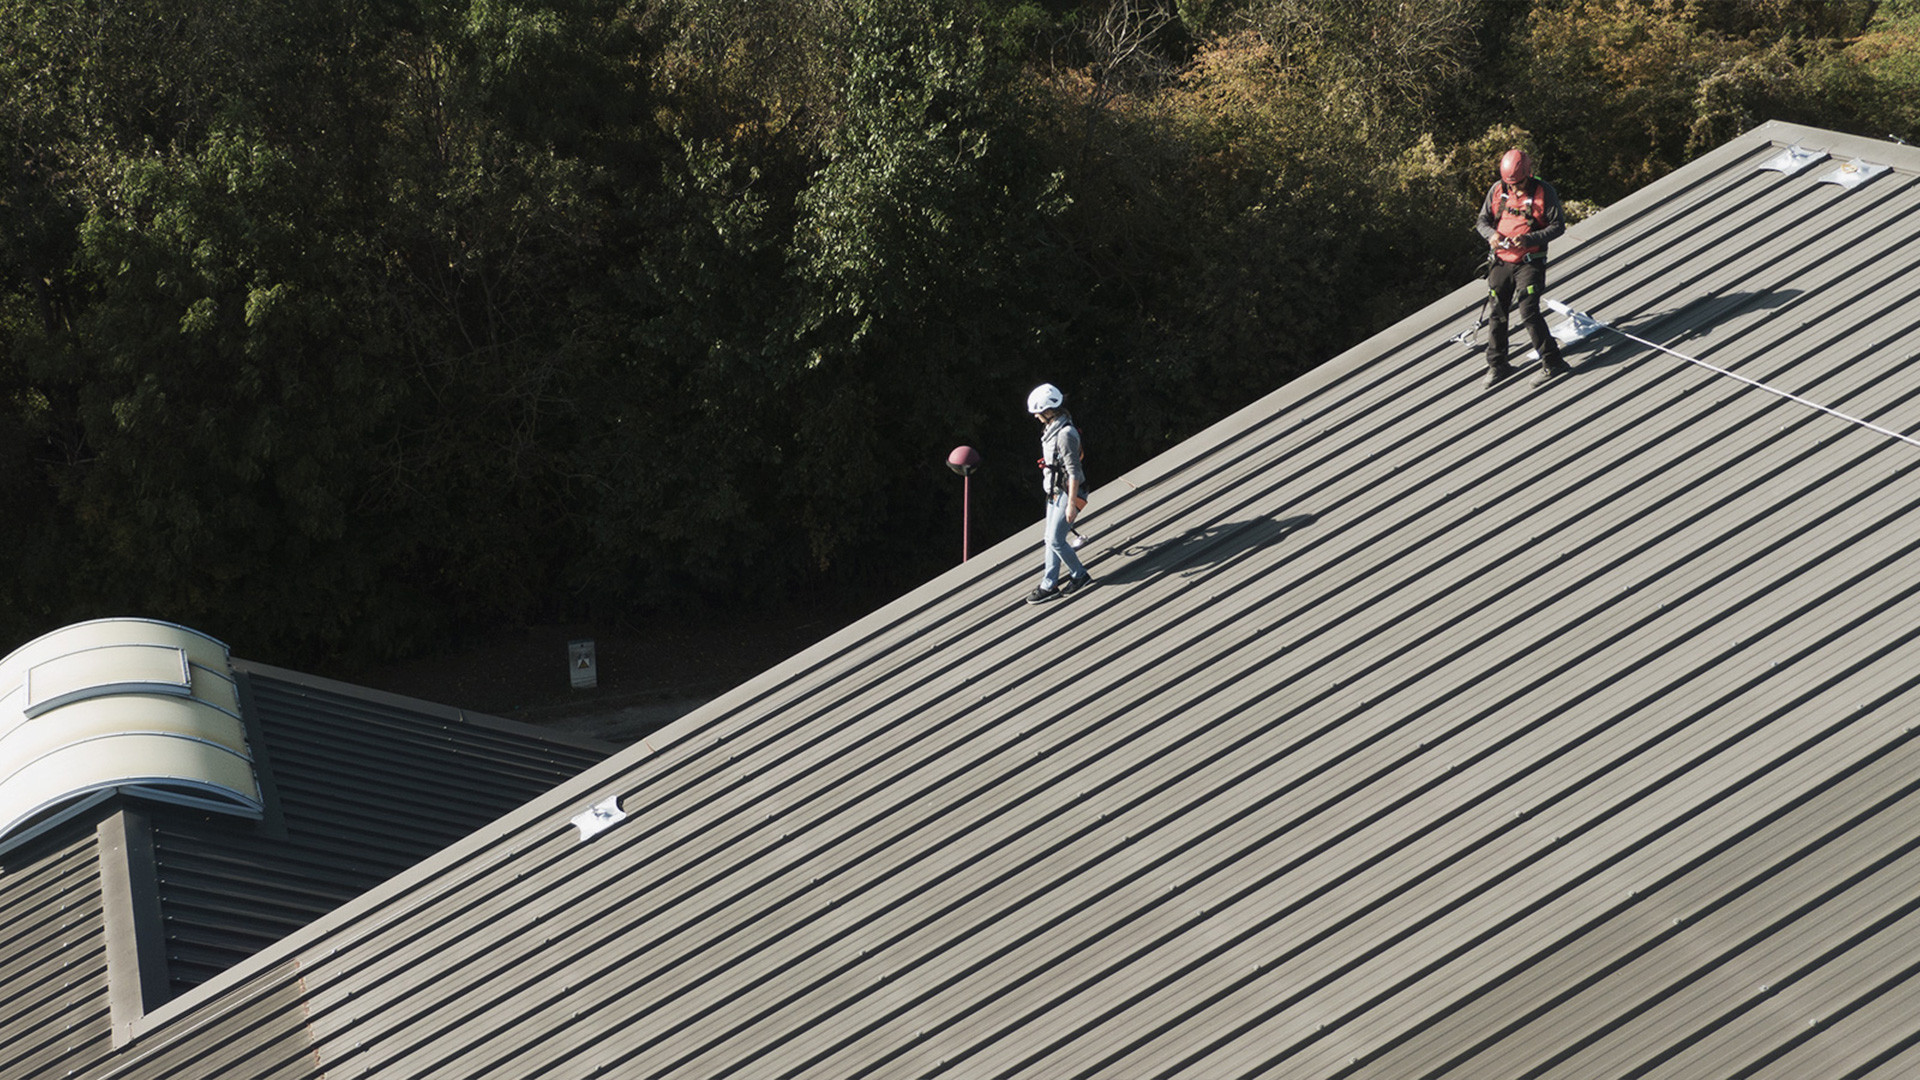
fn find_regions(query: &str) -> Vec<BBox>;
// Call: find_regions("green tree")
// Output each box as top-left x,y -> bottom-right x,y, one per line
1,0 -> 411,649
1510,0 -> 1880,200
6,0 -> 1917,663
781,1 -> 1072,567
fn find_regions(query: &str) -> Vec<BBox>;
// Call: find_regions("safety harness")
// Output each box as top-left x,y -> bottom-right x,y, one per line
1038,414 -> 1089,512
1493,179 -> 1549,264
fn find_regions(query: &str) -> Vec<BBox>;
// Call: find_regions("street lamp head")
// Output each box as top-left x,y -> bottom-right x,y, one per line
947,446 -> 982,477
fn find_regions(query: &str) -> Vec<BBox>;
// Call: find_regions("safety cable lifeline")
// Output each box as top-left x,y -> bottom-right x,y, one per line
1544,298 -> 1920,451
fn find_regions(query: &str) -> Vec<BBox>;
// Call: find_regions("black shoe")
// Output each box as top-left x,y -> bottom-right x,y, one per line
1061,573 -> 1093,594
1531,360 -> 1572,387
1026,586 -> 1060,605
1485,364 -> 1517,387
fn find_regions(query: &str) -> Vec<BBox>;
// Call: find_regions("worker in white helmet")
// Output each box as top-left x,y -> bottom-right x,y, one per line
1026,383 -> 1092,604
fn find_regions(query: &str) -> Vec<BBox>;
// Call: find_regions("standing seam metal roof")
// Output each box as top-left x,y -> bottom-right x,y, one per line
0,828 -> 110,1079
0,661 -> 614,1078
89,122 -> 1920,1079
144,664 -> 614,996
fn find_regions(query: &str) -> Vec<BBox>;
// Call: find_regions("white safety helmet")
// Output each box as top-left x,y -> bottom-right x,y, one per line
1027,383 -> 1064,414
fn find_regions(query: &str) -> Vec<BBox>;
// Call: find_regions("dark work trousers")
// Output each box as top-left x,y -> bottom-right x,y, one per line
1486,257 -> 1563,369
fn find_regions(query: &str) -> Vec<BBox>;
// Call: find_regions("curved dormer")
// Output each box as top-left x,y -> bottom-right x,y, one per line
0,619 -> 262,853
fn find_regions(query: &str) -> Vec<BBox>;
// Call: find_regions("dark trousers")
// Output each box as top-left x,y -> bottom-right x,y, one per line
1486,258 -> 1562,368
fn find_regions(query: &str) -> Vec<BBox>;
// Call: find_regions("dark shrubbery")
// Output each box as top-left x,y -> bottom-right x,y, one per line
3,0 -> 1914,662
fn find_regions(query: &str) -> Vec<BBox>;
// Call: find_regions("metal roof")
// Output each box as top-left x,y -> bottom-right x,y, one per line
66,121 -> 1920,1079
0,827 -> 110,1079
148,662 -> 615,995
0,658 -> 613,1075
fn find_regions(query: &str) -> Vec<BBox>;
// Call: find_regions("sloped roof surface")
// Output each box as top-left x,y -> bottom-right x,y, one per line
0,662 -> 612,1077
0,828 -> 110,1079
93,122 -> 1920,1079
151,663 -> 615,994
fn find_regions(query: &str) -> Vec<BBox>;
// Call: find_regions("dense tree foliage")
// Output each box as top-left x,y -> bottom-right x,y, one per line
4,0 -> 1917,661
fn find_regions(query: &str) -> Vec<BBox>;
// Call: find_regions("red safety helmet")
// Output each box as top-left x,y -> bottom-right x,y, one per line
1499,148 -> 1534,185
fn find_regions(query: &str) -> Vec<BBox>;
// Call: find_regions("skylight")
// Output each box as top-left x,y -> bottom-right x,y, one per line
0,619 -> 263,853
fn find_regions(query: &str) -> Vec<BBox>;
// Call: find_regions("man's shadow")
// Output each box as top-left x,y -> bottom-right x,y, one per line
1561,287 -> 1804,373
1095,512 -> 1318,587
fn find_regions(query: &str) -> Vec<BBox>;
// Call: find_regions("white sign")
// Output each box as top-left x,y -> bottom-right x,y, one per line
568,639 -> 597,690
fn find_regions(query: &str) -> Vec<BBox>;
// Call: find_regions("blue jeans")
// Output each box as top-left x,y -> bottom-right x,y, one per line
1040,492 -> 1086,589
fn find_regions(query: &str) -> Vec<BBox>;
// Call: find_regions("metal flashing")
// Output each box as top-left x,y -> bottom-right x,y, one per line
570,796 -> 627,840
1758,142 -> 1826,174
1818,158 -> 1891,188
98,806 -> 171,1046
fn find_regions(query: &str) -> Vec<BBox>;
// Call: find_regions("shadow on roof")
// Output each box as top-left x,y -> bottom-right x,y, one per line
1568,288 -> 1806,372
1100,512 -> 1318,586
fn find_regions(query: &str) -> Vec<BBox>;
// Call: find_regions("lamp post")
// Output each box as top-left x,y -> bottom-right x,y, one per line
946,446 -> 982,562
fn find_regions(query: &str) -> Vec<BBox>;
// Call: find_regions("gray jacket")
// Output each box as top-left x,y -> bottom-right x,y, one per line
1041,414 -> 1085,497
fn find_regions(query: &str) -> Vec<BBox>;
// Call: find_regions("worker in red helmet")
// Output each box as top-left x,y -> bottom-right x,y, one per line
1476,148 -> 1572,387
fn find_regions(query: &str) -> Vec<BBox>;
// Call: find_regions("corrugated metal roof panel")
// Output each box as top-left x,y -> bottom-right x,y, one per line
0,824 -> 114,1079
0,655 -> 613,1079
145,666 -> 613,996
81,122 -> 1920,1080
